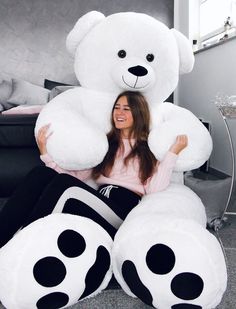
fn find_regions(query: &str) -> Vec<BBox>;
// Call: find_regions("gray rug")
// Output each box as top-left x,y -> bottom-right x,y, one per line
71,290 -> 150,309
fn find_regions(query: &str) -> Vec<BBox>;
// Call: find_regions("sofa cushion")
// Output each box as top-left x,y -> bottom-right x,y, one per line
0,80 -> 12,103
7,79 -> 50,106
0,114 -> 38,147
0,114 -> 42,197
0,80 -> 13,111
0,148 -> 42,197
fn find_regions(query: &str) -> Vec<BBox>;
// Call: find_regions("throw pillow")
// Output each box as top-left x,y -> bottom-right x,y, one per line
7,79 -> 50,106
0,102 -> 15,112
44,79 -> 71,90
0,80 -> 13,110
0,80 -> 12,103
49,85 -> 76,101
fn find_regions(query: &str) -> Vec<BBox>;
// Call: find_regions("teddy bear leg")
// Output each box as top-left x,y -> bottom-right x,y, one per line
112,186 -> 227,309
0,171 -> 125,308
0,214 -> 113,309
113,217 -> 227,309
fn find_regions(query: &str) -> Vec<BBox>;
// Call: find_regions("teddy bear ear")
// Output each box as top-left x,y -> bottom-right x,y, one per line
66,11 -> 105,56
170,28 -> 195,74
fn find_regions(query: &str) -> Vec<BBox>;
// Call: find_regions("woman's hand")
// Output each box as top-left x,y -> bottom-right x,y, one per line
169,135 -> 188,155
36,124 -> 53,155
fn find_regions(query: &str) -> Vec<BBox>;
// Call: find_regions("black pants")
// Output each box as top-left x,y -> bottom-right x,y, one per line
0,166 -> 141,248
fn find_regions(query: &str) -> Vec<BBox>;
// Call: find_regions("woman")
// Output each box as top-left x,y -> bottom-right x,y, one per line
0,91 -> 187,247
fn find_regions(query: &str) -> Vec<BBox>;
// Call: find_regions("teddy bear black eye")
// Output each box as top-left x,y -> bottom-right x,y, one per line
146,54 -> 154,62
118,50 -> 126,58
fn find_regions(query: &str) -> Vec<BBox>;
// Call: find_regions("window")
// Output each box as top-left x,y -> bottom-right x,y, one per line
192,0 -> 236,50
201,0 -> 233,37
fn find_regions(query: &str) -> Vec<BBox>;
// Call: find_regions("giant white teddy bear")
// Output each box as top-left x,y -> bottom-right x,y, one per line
35,11 -> 212,172
0,11 -> 227,309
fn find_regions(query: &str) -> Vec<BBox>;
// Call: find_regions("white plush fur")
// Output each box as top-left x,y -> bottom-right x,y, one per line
66,11 -> 105,56
149,103 -> 213,171
112,186 -> 227,308
124,184 -> 208,227
0,214 -> 113,309
35,11 -> 212,171
36,88 -> 116,169
112,185 -> 227,308
113,212 -> 227,309
112,184 -> 227,309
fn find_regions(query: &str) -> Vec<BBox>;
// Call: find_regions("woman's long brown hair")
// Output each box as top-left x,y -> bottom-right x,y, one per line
92,91 -> 157,184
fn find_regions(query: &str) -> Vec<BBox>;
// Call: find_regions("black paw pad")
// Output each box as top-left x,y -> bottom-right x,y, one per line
57,229 -> 86,258
122,260 -> 154,307
36,292 -> 69,309
146,243 -> 175,275
171,272 -> 204,300
172,304 -> 202,309
79,245 -> 110,300
33,256 -> 66,287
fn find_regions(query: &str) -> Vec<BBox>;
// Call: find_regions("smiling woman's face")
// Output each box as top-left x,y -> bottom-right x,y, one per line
113,95 -> 134,137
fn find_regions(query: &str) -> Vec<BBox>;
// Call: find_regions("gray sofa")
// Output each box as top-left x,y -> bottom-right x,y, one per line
0,114 -> 42,199
0,78 -> 72,199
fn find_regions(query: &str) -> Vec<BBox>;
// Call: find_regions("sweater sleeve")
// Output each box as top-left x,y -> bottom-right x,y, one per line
144,151 -> 178,194
40,154 -> 92,181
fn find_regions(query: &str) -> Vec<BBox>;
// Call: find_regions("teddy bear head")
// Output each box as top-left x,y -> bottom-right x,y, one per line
66,11 -> 194,106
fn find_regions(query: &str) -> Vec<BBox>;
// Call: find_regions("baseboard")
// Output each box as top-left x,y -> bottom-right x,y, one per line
190,167 -> 230,180
208,167 -> 231,179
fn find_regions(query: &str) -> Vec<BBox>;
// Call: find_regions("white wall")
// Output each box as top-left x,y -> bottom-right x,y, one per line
174,0 -> 236,176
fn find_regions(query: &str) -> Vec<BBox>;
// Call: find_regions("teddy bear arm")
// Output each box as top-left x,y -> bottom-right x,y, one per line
35,91 -> 109,171
149,103 -> 212,172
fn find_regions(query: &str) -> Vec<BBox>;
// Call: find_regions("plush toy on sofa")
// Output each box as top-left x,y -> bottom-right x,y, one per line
0,11 -> 227,309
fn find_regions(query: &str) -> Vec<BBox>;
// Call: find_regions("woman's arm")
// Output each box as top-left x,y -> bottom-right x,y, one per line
37,124 -> 92,181
144,135 -> 188,194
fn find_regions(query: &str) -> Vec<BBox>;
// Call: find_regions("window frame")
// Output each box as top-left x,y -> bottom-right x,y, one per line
196,0 -> 236,50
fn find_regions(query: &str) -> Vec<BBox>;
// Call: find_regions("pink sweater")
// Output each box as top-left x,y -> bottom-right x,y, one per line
40,139 -> 177,195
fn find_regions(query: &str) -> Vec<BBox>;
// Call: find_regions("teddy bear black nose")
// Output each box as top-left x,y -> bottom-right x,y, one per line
128,65 -> 148,77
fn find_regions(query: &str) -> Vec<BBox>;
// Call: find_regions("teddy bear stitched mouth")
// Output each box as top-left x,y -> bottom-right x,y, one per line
122,75 -> 149,89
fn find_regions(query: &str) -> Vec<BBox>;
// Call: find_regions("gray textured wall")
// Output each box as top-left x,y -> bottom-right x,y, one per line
0,0 -> 173,86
